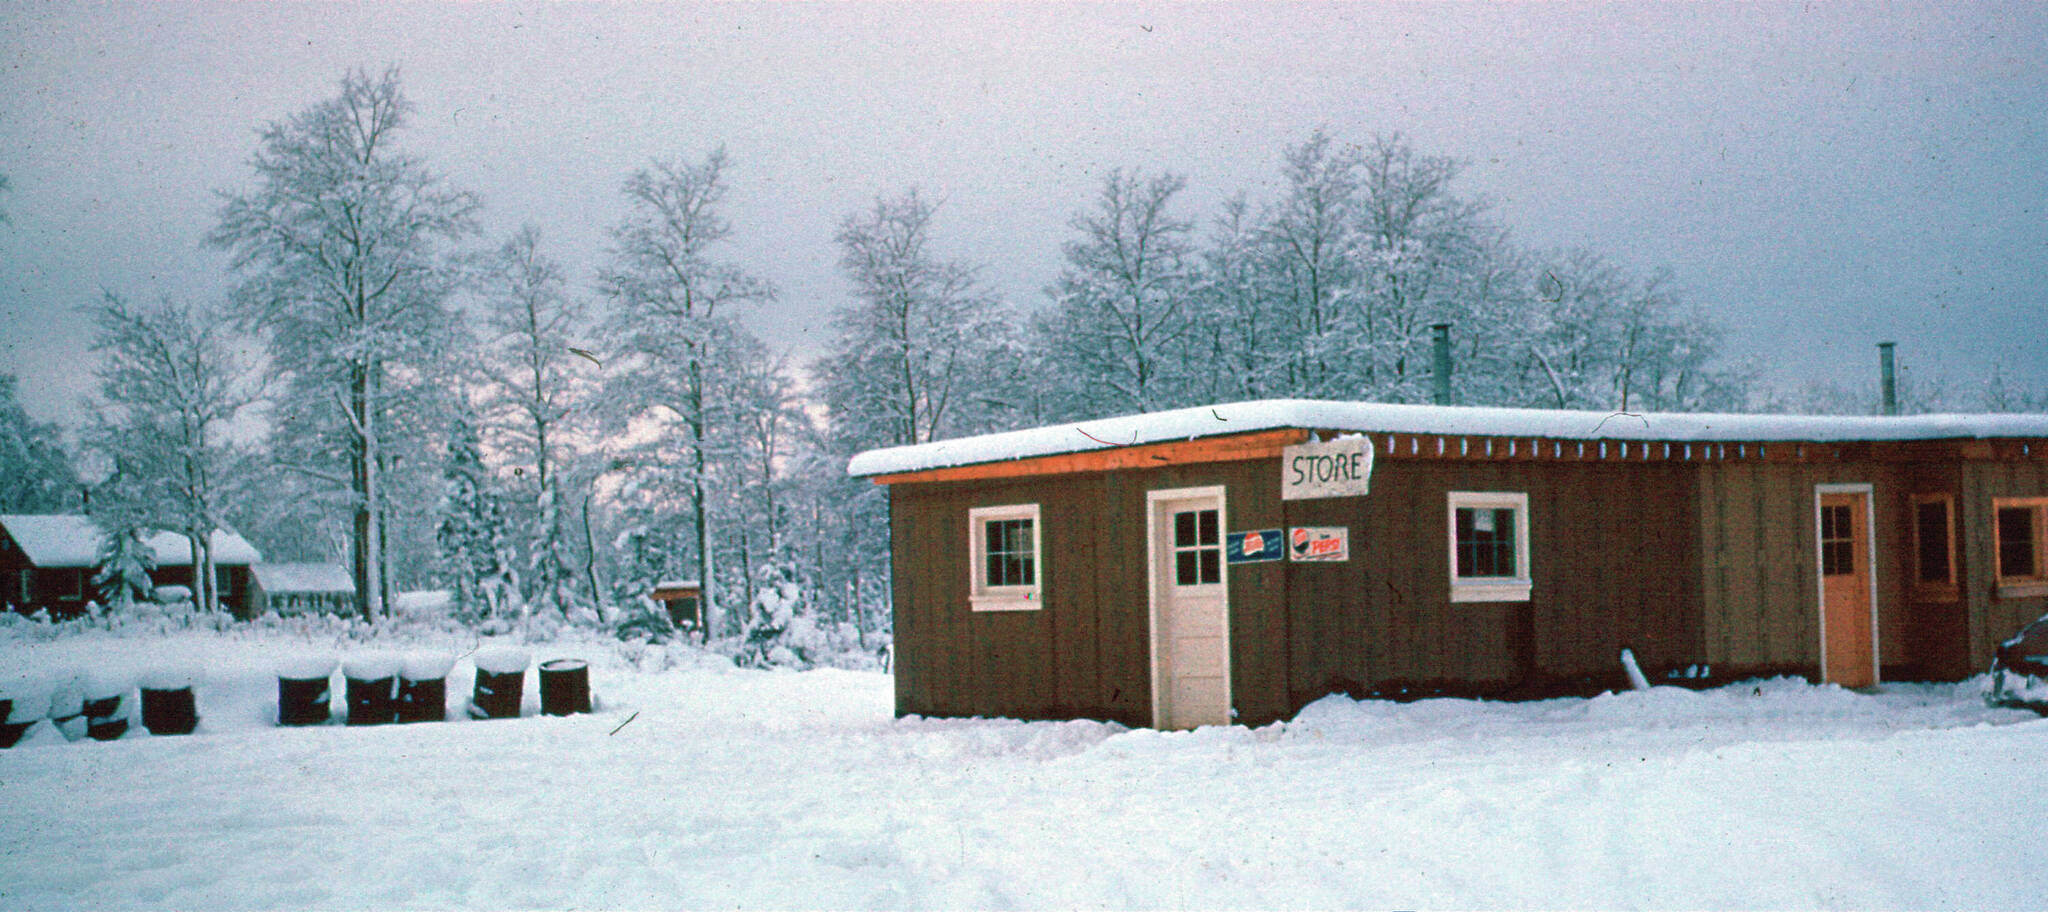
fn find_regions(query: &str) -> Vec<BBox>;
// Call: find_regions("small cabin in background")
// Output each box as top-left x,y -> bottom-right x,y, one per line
0,514 -> 263,618
248,562 -> 354,617
651,580 -> 704,636
850,400 -> 2048,730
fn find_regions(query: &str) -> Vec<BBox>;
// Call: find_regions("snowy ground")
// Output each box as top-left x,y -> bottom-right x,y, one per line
2,622 -> 2046,910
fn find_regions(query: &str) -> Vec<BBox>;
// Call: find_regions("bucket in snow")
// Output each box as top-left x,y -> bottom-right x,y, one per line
343,656 -> 400,726
395,654 -> 455,723
276,656 -> 338,727
469,649 -> 529,720
138,670 -> 199,736
539,659 -> 591,716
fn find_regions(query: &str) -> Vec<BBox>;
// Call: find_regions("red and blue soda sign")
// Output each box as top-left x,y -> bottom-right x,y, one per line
1226,528 -> 1285,563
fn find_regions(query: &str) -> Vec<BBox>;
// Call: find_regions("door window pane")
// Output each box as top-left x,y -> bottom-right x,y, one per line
1171,508 -> 1221,586
1821,504 -> 1855,576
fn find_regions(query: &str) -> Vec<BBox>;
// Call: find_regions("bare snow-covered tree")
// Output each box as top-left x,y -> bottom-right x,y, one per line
1042,168 -> 1198,418
597,148 -> 775,635
82,292 -> 259,614
821,189 -> 1014,447
209,67 -> 478,619
477,226 -> 595,612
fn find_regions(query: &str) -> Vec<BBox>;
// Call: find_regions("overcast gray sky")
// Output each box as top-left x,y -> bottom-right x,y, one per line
3,2 -> 2045,429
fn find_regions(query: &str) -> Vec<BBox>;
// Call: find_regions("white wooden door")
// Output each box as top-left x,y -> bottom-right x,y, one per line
1149,487 -> 1230,729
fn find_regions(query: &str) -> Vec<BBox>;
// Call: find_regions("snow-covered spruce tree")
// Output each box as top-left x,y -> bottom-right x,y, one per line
0,373 -> 80,512
595,149 -> 775,637
209,68 -> 478,620
476,226 -> 595,614
1039,168 -> 1199,420
81,292 -> 259,615
92,525 -> 156,613
436,408 -> 510,619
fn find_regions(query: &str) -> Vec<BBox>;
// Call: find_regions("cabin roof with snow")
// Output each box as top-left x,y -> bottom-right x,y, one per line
0,515 -> 263,568
248,562 -> 352,595
848,399 -> 2048,480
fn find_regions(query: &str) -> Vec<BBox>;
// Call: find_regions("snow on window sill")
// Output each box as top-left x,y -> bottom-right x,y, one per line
970,591 -> 1042,612
1996,581 -> 2048,600
1450,580 -> 1532,604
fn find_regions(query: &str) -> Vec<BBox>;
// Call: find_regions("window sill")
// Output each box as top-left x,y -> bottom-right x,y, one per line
970,593 -> 1042,612
1996,581 -> 2048,600
1450,580 -> 1532,603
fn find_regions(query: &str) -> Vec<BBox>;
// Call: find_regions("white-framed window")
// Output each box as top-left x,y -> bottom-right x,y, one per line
1447,491 -> 1532,603
969,503 -> 1042,611
1994,497 -> 2048,599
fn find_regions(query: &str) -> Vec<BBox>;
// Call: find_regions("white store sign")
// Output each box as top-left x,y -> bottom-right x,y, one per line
1280,434 -> 1375,501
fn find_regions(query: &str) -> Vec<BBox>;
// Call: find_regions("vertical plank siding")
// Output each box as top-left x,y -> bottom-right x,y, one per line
887,438 -> 2048,728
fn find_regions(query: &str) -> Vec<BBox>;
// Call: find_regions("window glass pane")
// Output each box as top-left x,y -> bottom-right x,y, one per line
1915,501 -> 1951,584
1999,507 -> 2037,579
1176,551 -> 1198,586
982,517 -> 1035,588
1200,549 -> 1221,584
1175,512 -> 1196,548
1454,506 -> 1518,579
1820,505 -> 1854,576
1197,510 -> 1219,546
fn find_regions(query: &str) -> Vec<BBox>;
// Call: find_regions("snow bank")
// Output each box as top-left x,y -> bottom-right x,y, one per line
848,398 -> 2048,477
1,624 -> 2044,910
392,590 -> 453,614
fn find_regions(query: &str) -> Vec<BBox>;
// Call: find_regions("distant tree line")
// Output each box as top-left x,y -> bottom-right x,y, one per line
2,69 -> 2041,651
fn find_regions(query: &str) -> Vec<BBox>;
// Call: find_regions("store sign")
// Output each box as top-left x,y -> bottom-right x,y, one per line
1281,435 -> 1374,501
1227,528 -> 1285,564
1289,526 -> 1349,562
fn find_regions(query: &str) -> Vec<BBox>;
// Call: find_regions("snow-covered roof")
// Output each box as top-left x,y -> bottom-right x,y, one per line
847,399 -> 2048,478
653,579 -> 701,591
0,515 -> 263,568
249,562 -> 353,595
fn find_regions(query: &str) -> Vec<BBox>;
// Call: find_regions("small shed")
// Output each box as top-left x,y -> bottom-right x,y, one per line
651,580 -> 704,635
0,515 -> 263,618
849,399 -> 2048,729
248,562 -> 354,616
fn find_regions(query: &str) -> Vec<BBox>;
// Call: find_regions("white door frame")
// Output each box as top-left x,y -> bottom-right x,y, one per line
1813,482 -> 1881,685
1145,485 -> 1231,729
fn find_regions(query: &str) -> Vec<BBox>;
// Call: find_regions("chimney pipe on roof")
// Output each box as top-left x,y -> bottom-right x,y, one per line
1431,323 -> 1454,406
1878,341 -> 1898,416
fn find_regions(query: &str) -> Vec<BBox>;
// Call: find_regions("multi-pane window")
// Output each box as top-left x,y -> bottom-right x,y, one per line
968,504 -> 1042,611
1171,508 -> 1221,586
1994,498 -> 2048,596
1455,507 -> 1517,578
1447,491 -> 1532,603
1819,503 -> 1856,576
983,518 -> 1036,587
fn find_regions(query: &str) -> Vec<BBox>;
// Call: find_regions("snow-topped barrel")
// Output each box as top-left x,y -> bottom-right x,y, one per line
396,654 -> 455,723
275,655 -> 337,726
139,668 -> 199,736
538,659 -> 591,716
343,655 -> 401,726
470,649 -> 529,719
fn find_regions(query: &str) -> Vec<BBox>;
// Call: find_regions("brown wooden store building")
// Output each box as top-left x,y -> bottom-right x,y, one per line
847,400 -> 2048,729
